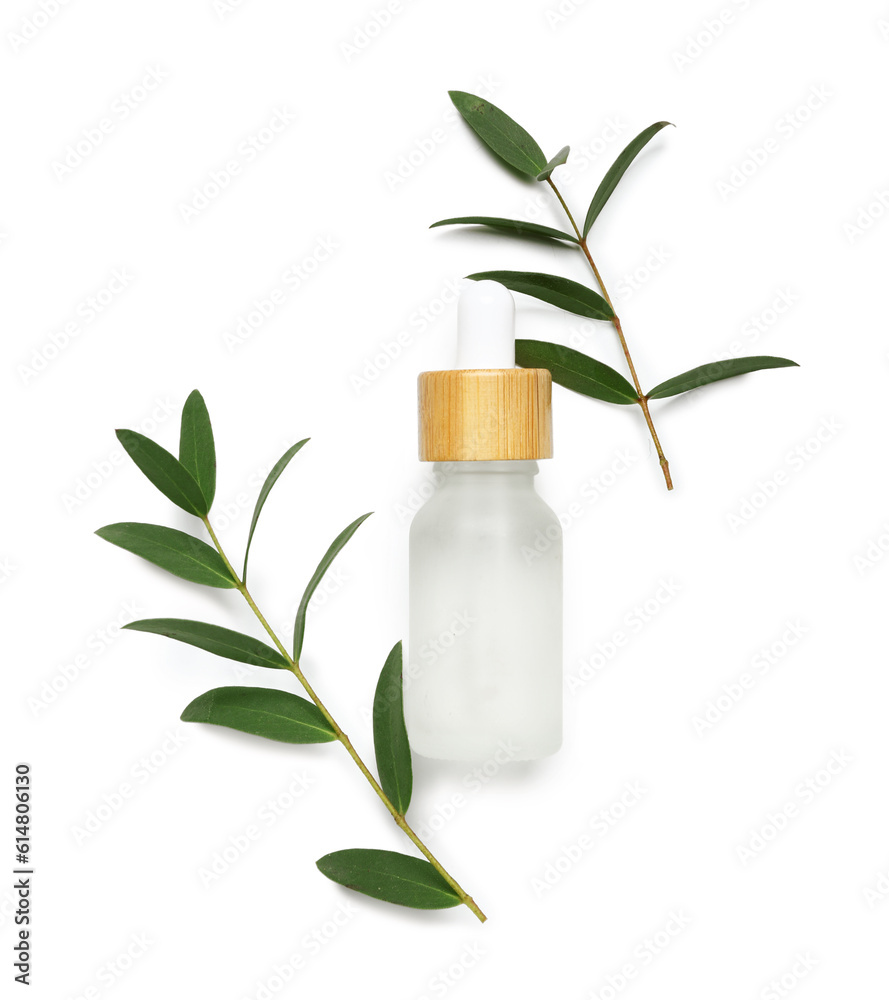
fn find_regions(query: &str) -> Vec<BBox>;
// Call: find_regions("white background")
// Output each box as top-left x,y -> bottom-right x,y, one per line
4,0 -> 888,997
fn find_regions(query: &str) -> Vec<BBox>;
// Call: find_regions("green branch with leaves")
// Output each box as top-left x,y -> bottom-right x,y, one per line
96,390 -> 486,922
433,91 -> 799,490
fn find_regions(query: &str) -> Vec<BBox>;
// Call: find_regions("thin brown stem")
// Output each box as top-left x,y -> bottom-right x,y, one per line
546,178 -> 673,490
201,517 -> 487,922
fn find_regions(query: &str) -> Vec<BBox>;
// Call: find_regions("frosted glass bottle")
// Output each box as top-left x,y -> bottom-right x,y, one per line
406,460 -> 562,761
404,280 -> 562,762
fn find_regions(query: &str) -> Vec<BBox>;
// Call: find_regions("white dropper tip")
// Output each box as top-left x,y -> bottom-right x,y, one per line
456,280 -> 515,369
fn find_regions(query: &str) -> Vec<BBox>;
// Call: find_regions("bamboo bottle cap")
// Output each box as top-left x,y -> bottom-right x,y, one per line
418,367 -> 553,461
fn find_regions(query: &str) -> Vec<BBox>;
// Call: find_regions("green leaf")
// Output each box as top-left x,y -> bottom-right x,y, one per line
315,848 -> 461,909
293,513 -> 373,661
372,642 -> 412,816
179,390 -> 216,511
467,270 -> 613,321
583,121 -> 672,238
448,90 -> 546,178
243,439 -> 309,583
123,618 -> 289,670
515,339 -> 639,405
181,686 -> 336,744
116,429 -> 207,517
536,144 -> 570,181
646,356 -> 799,399
430,216 -> 579,245
95,522 -> 237,588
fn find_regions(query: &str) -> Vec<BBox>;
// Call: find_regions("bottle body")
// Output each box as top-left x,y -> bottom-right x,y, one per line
406,461 -> 562,761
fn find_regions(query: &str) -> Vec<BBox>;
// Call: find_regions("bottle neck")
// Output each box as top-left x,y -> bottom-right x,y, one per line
432,460 -> 539,483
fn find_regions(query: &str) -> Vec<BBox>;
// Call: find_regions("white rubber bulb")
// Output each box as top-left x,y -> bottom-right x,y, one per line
456,280 -> 515,369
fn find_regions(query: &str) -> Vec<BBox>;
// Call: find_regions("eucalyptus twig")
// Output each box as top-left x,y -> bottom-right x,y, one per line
96,391 -> 485,921
433,91 -> 799,491
545,176 -> 673,489
201,514 -> 487,922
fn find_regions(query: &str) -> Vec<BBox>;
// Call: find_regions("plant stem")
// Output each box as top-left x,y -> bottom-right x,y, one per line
201,517 -> 487,923
546,178 -> 673,490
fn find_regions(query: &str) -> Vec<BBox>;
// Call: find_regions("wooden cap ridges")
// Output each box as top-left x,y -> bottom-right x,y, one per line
418,368 -> 553,461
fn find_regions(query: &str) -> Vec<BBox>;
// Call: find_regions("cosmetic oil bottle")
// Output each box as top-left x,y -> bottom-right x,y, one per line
405,280 -> 562,762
